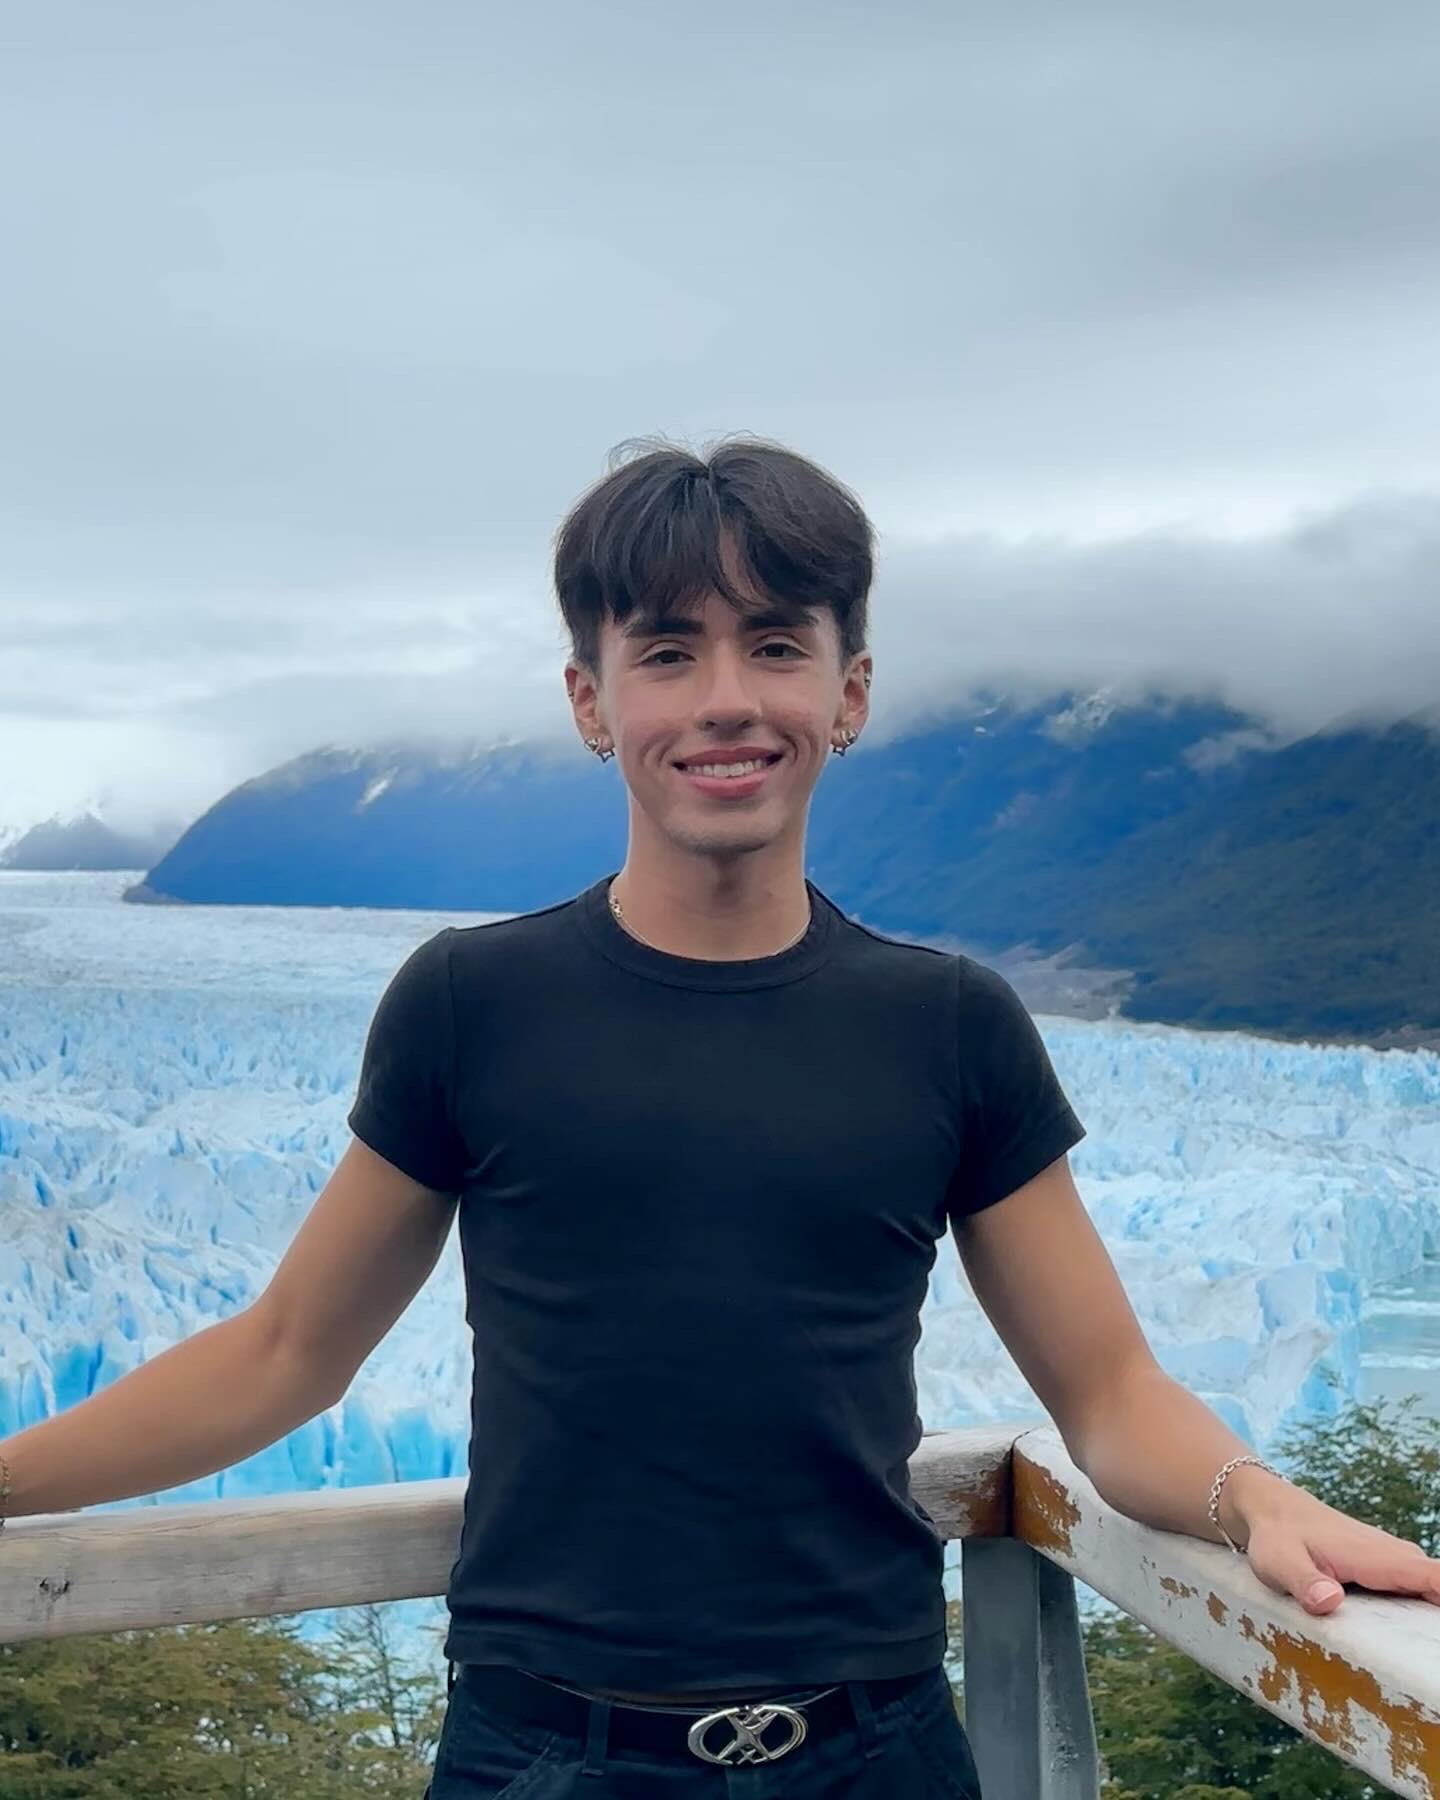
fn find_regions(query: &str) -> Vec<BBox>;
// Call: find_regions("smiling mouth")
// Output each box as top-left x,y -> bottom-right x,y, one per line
674,753 -> 783,779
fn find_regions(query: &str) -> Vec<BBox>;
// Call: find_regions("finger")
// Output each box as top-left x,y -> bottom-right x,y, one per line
1245,1517 -> 1440,1610
1302,1578 -> 1344,1614
1249,1541 -> 1345,1614
1284,1537 -> 1440,1608
1352,1549 -> 1440,1606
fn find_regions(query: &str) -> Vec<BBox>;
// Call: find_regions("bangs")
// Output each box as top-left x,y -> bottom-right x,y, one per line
589,470 -> 814,630
555,437 -> 873,667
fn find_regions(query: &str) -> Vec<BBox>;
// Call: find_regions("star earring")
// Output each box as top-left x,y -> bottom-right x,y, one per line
584,736 -> 616,763
831,669 -> 872,754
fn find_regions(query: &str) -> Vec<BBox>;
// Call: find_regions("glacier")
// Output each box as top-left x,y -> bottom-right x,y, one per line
3,869 -> 1439,1670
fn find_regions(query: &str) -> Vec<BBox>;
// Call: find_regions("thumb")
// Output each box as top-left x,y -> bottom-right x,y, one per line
1247,1530 -> 1344,1614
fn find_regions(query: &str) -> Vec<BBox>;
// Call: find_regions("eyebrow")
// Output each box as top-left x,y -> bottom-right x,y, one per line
620,606 -> 817,640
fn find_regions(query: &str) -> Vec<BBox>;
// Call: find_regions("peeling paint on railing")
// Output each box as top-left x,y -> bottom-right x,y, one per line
1013,1427 -> 1440,1800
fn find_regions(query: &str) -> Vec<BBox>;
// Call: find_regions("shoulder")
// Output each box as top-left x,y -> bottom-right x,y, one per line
827,905 -> 953,985
369,925 -> 454,1010
446,890 -> 585,982
827,905 -> 1021,1017
949,953 -> 1059,1061
368,895 -> 584,1002
953,952 -> 1032,1020
829,909 -> 1048,1058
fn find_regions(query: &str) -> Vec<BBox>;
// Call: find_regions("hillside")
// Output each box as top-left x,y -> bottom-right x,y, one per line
1,811 -> 183,872
124,701 -> 1440,1043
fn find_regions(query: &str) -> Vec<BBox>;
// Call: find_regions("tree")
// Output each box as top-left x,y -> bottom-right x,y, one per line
321,1602 -> 448,1780
0,1606 -> 443,1798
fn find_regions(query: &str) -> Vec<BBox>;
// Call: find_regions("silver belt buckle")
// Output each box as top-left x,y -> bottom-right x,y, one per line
687,1699 -> 808,1765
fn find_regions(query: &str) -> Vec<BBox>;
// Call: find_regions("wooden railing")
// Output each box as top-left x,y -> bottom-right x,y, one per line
4,1425 -> 1438,1798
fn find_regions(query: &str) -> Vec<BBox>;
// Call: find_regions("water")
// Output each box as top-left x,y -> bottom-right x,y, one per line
1359,1256 -> 1440,1421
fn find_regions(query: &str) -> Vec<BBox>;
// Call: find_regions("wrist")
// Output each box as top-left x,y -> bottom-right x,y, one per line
1217,1461 -> 1295,1545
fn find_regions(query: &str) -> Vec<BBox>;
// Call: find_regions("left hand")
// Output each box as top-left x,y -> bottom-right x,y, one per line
1240,1490 -> 1440,1616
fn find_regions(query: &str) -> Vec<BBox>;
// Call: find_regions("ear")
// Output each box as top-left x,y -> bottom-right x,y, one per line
564,656 -> 606,746
836,650 -> 872,737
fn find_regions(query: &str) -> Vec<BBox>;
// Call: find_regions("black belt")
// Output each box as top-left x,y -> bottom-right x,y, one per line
454,1660 -> 934,1766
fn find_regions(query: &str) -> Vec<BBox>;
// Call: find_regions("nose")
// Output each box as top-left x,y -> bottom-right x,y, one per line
692,641 -> 759,728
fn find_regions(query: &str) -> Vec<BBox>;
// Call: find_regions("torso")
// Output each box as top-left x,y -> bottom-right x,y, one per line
378,878 -> 1079,1693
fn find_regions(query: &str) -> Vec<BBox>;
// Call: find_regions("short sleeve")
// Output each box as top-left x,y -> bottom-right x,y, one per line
946,956 -> 1086,1223
347,929 -> 468,1195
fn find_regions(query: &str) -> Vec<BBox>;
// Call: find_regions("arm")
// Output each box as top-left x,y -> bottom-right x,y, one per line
0,1307 -> 333,1518
1,1139 -> 455,1518
954,1154 -> 1440,1615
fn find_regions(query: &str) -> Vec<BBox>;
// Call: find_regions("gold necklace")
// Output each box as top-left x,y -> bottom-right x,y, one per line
608,886 -> 811,956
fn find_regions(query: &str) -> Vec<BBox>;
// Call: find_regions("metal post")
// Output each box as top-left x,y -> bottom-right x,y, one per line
960,1537 -> 1100,1800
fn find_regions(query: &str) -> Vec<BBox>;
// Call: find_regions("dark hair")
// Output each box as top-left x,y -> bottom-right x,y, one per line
553,434 -> 873,672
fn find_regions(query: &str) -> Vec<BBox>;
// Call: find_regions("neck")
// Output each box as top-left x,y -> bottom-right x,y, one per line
610,843 -> 811,962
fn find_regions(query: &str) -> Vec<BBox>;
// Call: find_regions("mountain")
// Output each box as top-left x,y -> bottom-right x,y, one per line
0,811 -> 185,872
123,700 -> 1440,1042
801,692 -> 1250,941
810,699 -> 1440,1040
125,742 -> 627,913
1074,715 -> 1440,1037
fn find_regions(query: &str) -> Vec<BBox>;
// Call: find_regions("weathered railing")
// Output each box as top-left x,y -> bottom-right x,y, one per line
3,1425 -> 1438,1798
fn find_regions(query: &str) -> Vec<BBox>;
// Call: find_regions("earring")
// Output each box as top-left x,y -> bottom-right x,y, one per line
584,736 -> 615,763
831,728 -> 859,757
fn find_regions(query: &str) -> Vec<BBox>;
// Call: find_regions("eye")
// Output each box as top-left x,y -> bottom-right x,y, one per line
637,640 -> 803,667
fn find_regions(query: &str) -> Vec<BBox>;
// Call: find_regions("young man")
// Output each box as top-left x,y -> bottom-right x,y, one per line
3,440 -> 1437,1798
339,438 -> 1440,1795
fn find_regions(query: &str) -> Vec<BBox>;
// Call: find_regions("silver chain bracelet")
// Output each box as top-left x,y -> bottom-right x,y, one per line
1208,1453 -> 1280,1553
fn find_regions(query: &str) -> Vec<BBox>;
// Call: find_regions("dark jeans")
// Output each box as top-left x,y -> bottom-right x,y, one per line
424,1658 -> 982,1797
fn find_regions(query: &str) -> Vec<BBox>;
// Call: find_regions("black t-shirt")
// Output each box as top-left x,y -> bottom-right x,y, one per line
346,873 -> 1085,1693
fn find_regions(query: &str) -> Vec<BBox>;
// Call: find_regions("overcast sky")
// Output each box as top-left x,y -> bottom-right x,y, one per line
4,2 -> 1440,836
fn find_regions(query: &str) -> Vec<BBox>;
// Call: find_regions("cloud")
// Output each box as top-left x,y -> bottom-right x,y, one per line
4,491 -> 1439,836
4,1 -> 1440,828
863,491 -> 1440,743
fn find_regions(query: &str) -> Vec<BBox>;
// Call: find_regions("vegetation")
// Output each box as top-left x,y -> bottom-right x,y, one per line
0,1603 -> 444,1799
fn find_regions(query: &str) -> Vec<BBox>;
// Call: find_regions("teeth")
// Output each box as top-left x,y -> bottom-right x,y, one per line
684,759 -> 769,778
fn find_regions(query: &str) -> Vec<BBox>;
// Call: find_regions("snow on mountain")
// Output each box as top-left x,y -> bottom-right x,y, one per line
1040,686 -> 1121,743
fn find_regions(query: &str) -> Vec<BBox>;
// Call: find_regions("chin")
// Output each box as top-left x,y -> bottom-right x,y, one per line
663,818 -> 787,859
